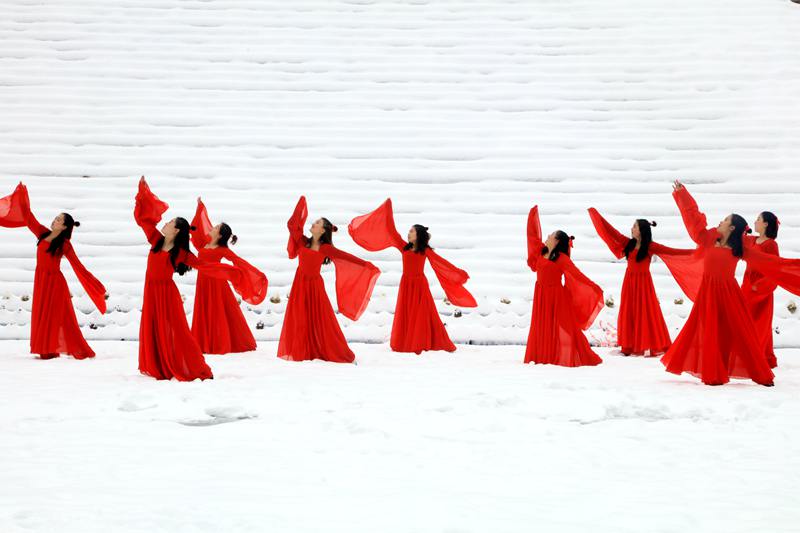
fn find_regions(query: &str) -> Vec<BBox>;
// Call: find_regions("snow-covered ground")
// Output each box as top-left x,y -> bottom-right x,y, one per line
1,341 -> 799,533
2,0 -> 800,531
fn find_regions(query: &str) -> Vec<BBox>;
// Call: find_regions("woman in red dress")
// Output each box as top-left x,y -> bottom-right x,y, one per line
661,181 -> 800,386
348,199 -> 477,354
741,212 -> 780,368
588,209 -> 693,356
135,177 -> 240,381
190,198 -> 268,354
525,205 -> 603,366
278,196 -> 380,363
0,182 -> 106,360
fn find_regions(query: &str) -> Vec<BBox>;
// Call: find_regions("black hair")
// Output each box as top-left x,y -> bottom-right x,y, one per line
721,214 -> 750,258
218,222 -> 238,247
306,217 -> 336,264
151,217 -> 194,275
541,230 -> 573,261
403,224 -> 432,254
38,213 -> 79,256
623,219 -> 657,262
760,211 -> 779,240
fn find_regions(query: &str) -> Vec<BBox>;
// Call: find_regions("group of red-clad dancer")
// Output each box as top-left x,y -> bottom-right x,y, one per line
1,177 -> 797,387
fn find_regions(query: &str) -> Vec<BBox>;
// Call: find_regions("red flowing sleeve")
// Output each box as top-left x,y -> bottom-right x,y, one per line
321,244 -> 380,321
587,208 -> 629,259
191,198 -> 212,250
287,196 -> 308,259
672,187 -> 718,246
182,250 -> 241,284
222,248 -> 269,305
0,182 -> 34,229
348,198 -> 407,252
747,240 -> 780,294
425,248 -> 477,308
134,178 -> 168,246
649,241 -> 703,301
557,254 -> 604,330
526,206 -> 543,272
63,241 -> 107,314
742,242 -> 800,296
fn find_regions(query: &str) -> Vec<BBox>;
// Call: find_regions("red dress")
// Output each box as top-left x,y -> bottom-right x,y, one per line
190,200 -> 268,354
348,199 -> 477,354
660,188 -> 790,385
588,208 -> 693,356
134,180 -> 240,381
277,196 -> 380,363
0,183 -> 106,359
525,206 -> 603,366
741,237 -> 779,368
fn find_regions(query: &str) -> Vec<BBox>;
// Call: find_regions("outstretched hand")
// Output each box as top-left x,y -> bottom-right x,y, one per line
673,180 -> 684,191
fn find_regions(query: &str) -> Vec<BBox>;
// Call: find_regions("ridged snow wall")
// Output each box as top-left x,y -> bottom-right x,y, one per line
1,0 -> 799,346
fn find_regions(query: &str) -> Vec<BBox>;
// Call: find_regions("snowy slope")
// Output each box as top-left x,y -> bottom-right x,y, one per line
1,0 -> 800,347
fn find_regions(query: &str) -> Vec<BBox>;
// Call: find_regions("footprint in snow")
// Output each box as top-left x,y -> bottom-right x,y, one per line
177,406 -> 258,427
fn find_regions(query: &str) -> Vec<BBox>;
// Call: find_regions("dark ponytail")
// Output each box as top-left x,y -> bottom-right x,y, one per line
623,219 -> 656,262
38,213 -> 78,256
218,222 -> 238,247
151,217 -> 194,275
724,214 -> 749,258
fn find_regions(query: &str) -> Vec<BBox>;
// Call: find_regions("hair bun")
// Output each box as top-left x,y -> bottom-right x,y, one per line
190,225 -> 197,231
332,225 -> 339,233
746,227 -> 753,234
231,234 -> 239,245
73,221 -> 81,228
569,235 -> 575,240
650,220 -> 657,227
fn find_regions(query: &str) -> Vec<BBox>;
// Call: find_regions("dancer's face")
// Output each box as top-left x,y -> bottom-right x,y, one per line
209,224 -> 221,244
408,226 -> 417,244
631,221 -> 640,240
161,218 -> 179,238
754,215 -> 766,236
717,215 -> 734,238
50,214 -> 66,232
545,232 -> 557,250
310,218 -> 324,239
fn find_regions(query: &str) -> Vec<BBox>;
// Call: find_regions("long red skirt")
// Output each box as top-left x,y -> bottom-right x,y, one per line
192,274 -> 256,354
31,267 -> 95,359
742,288 -> 777,368
618,270 -> 672,356
277,270 -> 355,363
139,278 -> 213,381
391,274 -> 456,354
661,278 -> 774,385
525,283 -> 602,366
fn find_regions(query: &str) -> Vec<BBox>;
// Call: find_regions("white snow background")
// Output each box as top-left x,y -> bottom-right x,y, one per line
0,1 -> 799,532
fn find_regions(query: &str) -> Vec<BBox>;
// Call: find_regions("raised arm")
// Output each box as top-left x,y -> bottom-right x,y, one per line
526,205 -> 543,272
672,181 -> 715,246
587,208 -> 629,259
134,177 -> 168,247
221,247 -> 269,305
348,198 -> 407,253
0,182 -> 47,239
649,242 -> 695,257
287,196 -> 308,259
191,197 -> 212,250
63,241 -> 107,313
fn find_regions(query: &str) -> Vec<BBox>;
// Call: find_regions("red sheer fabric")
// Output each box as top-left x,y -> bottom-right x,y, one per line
524,206 -> 602,366
348,198 -> 476,353
660,187 -> 776,385
1,183 -> 106,359
278,196 -> 380,362
189,200 -> 264,354
742,237 -> 779,368
588,208 -> 693,355
135,179 -> 214,380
